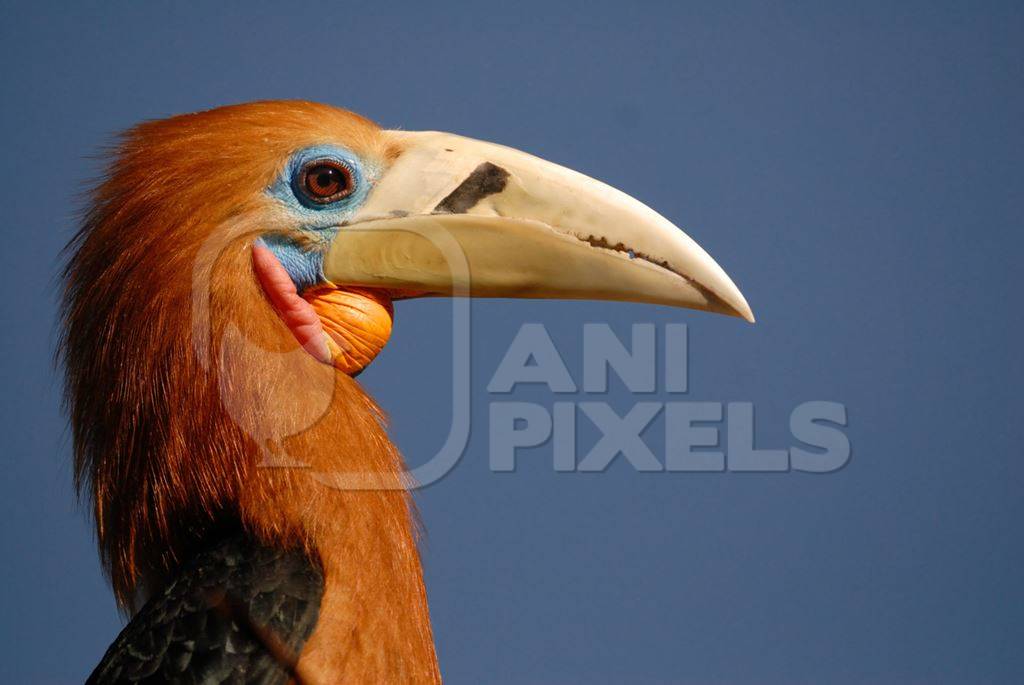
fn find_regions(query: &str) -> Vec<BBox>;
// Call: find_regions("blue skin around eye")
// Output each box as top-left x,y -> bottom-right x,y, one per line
259,144 -> 378,291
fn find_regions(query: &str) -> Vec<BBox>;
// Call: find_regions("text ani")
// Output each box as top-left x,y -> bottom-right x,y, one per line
486,324 -> 849,473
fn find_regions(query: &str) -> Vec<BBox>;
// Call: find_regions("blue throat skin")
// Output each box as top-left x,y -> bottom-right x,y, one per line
261,144 -> 379,292
254,234 -> 329,292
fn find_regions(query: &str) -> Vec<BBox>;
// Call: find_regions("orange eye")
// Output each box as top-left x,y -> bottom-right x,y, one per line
300,161 -> 353,203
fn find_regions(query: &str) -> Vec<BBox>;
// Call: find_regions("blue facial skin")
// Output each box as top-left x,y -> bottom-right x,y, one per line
259,144 -> 379,292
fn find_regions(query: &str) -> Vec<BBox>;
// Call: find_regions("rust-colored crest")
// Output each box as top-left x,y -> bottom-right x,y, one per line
59,101 -> 413,609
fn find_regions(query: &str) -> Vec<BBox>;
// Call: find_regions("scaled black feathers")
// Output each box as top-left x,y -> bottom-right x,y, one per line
87,534 -> 324,685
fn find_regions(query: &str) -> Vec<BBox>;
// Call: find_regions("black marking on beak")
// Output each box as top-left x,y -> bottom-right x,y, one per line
434,162 -> 510,214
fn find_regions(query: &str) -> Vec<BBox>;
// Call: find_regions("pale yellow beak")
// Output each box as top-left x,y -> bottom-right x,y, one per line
323,130 -> 753,322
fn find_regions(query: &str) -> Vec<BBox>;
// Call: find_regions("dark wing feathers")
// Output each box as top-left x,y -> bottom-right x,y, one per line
86,535 -> 324,685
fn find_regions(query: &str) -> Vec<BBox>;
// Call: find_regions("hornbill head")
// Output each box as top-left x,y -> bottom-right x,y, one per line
61,101 -> 751,610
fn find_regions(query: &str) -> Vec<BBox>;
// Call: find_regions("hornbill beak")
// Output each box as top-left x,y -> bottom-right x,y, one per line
324,131 -> 754,322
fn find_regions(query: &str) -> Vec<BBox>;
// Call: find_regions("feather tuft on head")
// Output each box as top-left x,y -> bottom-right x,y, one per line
60,101 -> 414,609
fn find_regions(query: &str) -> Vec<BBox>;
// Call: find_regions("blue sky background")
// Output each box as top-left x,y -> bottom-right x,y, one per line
2,2 -> 1022,683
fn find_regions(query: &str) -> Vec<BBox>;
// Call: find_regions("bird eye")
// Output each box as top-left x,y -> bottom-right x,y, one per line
299,160 -> 353,204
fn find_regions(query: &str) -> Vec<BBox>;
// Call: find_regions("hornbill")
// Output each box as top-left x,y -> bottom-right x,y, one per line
61,101 -> 752,684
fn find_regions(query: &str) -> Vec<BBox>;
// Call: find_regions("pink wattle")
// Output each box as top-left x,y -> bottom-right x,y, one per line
251,243 -> 331,363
